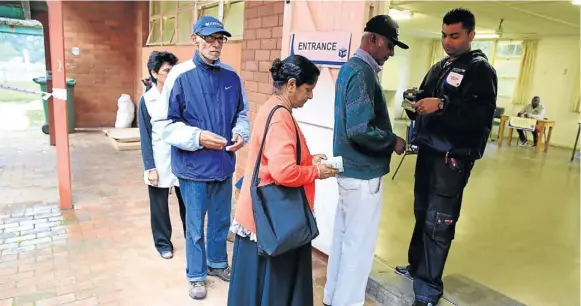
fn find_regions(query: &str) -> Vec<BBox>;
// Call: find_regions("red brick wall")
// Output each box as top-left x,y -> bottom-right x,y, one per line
134,1 -> 150,104
62,1 -> 141,128
235,0 -> 284,183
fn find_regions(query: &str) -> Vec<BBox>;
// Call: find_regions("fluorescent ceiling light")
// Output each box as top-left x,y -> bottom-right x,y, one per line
572,0 -> 581,5
389,9 -> 413,21
475,33 -> 500,39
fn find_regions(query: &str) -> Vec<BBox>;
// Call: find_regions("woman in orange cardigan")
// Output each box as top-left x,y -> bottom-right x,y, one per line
228,55 -> 338,306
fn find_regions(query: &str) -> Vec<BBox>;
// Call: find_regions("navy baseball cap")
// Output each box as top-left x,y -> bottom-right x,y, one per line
193,16 -> 232,37
365,15 -> 409,49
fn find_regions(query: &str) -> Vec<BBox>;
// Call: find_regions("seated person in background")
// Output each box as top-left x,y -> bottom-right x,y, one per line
517,96 -> 545,146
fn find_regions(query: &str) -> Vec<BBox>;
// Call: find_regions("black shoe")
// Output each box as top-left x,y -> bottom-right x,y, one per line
395,265 -> 413,279
412,300 -> 436,306
323,304 -> 331,306
208,266 -> 231,282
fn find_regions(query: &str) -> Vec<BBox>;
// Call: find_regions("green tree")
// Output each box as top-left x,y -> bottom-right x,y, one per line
0,42 -> 19,60
0,32 -> 45,63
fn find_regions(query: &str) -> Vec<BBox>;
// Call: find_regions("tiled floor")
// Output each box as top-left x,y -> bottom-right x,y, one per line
0,109 -> 377,306
377,121 -> 580,306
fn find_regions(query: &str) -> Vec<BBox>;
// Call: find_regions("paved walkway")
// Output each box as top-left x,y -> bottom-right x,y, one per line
0,126 -> 376,305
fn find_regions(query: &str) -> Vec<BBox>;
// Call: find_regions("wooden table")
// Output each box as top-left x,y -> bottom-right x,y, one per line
497,115 -> 555,153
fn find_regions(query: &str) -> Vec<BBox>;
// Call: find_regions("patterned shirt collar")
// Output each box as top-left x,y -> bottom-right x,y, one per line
354,48 -> 382,74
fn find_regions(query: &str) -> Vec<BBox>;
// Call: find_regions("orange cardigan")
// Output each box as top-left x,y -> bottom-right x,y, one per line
235,95 -> 319,234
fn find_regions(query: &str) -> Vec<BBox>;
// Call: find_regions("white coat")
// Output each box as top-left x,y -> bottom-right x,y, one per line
143,86 -> 179,188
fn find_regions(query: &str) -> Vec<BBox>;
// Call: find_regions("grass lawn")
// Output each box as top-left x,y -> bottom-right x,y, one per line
0,80 -> 41,103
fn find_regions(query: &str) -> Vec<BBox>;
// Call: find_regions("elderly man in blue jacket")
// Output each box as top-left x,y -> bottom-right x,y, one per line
152,16 -> 249,300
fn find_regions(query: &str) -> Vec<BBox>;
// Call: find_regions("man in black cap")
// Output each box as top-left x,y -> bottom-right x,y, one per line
395,8 -> 497,306
323,15 -> 408,306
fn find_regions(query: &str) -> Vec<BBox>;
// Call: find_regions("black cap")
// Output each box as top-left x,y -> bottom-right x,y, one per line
364,15 -> 409,50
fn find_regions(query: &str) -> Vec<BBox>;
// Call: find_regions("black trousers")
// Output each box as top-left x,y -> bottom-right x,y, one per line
517,129 -> 538,145
407,148 -> 474,304
148,186 -> 187,254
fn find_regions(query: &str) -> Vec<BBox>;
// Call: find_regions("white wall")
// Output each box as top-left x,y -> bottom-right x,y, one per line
380,35 -> 431,121
524,37 -> 580,148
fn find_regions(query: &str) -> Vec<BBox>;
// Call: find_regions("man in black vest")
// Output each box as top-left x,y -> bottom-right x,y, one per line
395,8 -> 498,306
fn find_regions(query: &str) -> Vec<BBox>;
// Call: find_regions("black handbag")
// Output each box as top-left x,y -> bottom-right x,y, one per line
250,105 -> 319,257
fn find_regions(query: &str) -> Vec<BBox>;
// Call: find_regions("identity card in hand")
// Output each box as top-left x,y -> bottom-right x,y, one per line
402,99 -> 416,112
322,156 -> 344,172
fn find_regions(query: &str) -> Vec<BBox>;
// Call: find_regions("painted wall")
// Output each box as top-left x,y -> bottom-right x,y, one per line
525,37 -> 580,148
380,35 -> 431,121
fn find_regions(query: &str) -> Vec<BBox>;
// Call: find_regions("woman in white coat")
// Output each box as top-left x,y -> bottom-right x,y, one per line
138,51 -> 186,259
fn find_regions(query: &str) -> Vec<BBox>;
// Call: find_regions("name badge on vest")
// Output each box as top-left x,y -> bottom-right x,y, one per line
446,71 -> 464,87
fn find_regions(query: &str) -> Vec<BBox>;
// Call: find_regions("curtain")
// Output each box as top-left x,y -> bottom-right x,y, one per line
572,65 -> 580,112
426,39 -> 444,70
512,39 -> 538,105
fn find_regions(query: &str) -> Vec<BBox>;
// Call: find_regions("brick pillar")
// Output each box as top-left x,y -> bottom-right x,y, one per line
228,1 -> 284,241
234,0 -> 284,184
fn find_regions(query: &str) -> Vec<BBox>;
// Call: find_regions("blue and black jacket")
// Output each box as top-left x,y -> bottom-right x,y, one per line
152,52 -> 250,181
407,50 -> 497,160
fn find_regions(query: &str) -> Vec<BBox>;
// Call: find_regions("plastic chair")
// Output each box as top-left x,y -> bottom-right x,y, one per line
489,107 -> 505,141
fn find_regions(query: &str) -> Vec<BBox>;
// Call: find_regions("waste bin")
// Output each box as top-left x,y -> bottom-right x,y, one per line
32,77 -> 76,134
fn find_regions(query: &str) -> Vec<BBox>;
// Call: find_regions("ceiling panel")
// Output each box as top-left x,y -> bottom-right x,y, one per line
390,1 -> 580,39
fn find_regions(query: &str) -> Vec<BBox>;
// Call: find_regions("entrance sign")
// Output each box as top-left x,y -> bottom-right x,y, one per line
290,32 -> 352,68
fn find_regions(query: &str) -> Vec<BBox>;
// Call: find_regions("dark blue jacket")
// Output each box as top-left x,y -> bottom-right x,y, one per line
154,52 -> 249,182
406,50 -> 497,160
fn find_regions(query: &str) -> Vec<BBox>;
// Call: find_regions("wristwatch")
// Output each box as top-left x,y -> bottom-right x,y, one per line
438,98 -> 445,111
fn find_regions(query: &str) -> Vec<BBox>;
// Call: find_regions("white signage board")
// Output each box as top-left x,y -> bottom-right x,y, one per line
289,32 -> 352,68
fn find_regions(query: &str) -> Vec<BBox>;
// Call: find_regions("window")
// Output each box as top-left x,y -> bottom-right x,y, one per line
471,40 -> 494,59
147,1 -> 180,45
147,0 -> 244,46
177,9 -> 194,43
198,1 -> 244,39
471,40 -> 523,99
494,41 -> 522,99
175,0 -> 197,44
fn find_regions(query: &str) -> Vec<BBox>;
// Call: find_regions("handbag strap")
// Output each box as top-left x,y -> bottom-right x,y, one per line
251,104 -> 301,187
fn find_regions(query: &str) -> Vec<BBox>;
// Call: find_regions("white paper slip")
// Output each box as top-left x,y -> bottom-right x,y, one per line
322,156 -> 344,172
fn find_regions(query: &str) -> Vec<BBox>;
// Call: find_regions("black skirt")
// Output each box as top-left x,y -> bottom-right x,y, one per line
227,235 -> 314,306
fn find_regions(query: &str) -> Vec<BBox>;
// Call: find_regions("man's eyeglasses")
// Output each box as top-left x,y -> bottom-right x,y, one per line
198,34 -> 228,44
